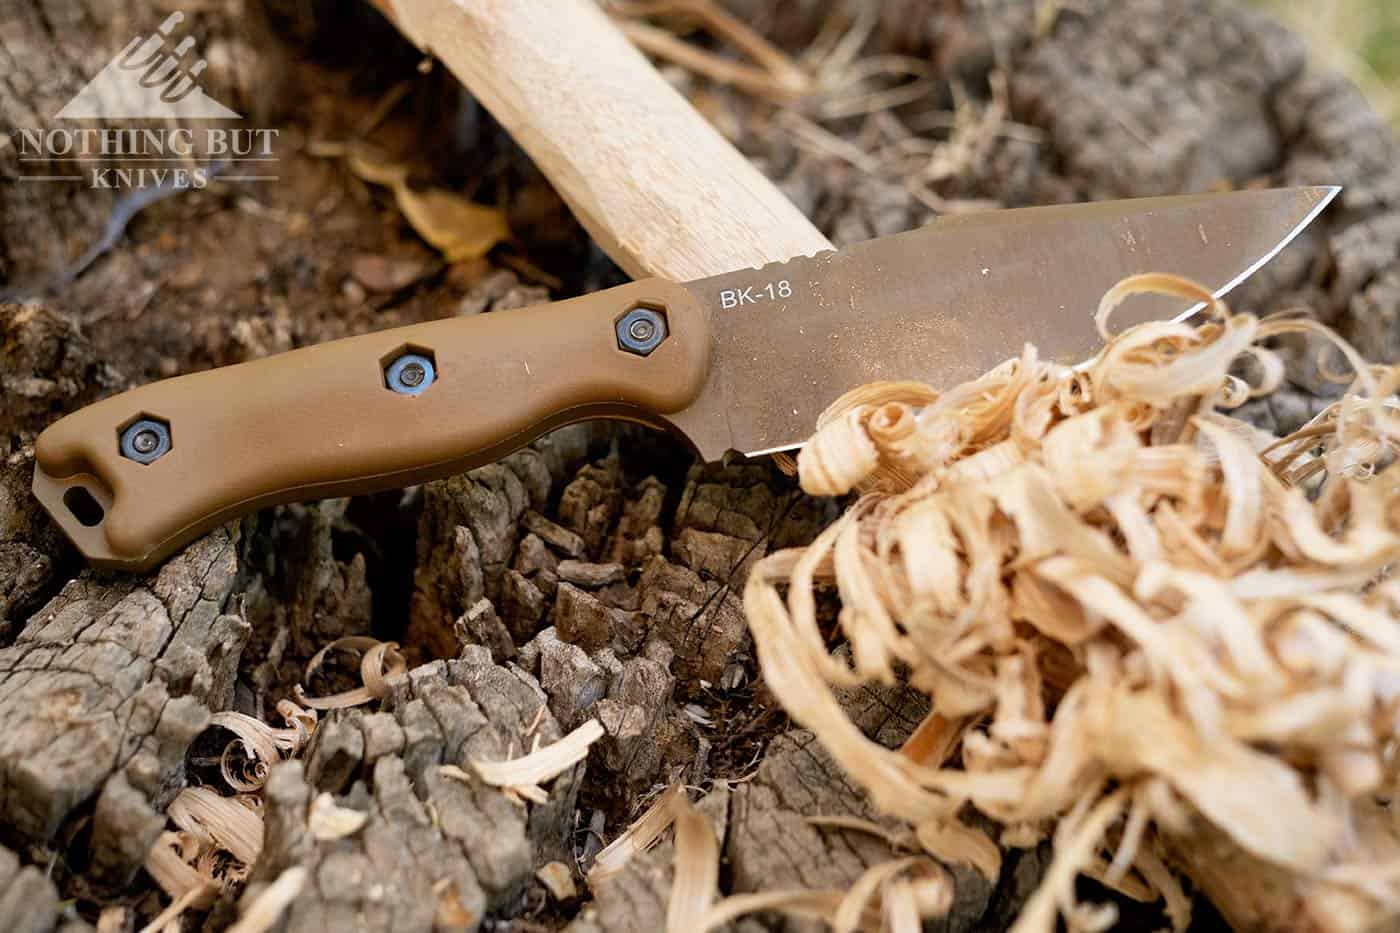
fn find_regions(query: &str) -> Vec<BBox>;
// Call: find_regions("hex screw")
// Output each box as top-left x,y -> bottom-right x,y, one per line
120,419 -> 172,465
385,353 -> 436,395
616,307 -> 668,356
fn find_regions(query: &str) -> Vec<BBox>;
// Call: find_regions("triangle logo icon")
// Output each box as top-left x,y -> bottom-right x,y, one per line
55,12 -> 242,120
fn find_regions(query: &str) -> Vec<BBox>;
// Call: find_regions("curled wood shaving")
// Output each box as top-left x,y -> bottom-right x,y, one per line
136,883 -> 214,933
210,700 -> 317,791
591,783 -> 804,932
295,636 -> 407,710
144,788 -> 266,929
443,718 -> 603,806
743,273 -> 1400,931
698,889 -> 846,931
144,830 -> 218,908
167,786 -> 264,867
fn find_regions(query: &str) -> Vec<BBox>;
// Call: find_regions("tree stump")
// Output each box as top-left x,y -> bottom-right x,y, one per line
2,0 -> 1398,930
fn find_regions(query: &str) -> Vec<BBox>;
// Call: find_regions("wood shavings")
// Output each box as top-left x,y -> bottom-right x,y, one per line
144,787 -> 267,930
143,831 -> 218,910
657,789 -> 947,932
167,787 -> 264,867
444,718 -> 603,806
741,273 -> 1400,931
210,700 -> 317,791
295,636 -> 406,710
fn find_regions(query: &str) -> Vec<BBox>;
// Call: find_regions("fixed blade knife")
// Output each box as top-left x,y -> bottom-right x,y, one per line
33,186 -> 1338,571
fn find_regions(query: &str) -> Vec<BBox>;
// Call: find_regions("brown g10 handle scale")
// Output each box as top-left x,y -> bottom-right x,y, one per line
33,279 -> 711,571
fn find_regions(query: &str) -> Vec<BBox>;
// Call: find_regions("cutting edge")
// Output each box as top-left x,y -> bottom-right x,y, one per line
743,185 -> 1342,458
1169,184 -> 1341,324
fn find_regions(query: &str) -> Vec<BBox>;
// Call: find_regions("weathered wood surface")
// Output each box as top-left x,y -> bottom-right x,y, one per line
1,0 -> 1399,930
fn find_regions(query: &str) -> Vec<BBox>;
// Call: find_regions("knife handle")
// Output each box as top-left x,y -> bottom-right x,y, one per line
32,278 -> 710,571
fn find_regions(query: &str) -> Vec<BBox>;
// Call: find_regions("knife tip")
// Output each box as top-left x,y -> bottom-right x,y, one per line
1181,183 -> 1343,319
1311,184 -> 1343,207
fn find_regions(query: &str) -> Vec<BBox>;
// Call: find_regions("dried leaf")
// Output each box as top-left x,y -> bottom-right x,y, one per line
347,144 -> 508,261
395,185 -> 511,262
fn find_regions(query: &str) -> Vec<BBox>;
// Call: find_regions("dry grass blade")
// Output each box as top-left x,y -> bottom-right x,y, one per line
608,0 -> 810,102
743,272 -> 1400,930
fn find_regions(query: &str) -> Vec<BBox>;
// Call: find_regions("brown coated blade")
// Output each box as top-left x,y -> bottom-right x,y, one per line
669,186 -> 1338,459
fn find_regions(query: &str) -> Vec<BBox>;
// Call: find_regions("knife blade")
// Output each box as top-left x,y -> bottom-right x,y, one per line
32,186 -> 1338,571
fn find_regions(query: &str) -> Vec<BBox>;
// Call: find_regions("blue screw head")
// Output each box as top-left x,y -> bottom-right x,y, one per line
616,307 -> 668,356
386,353 -> 436,395
120,418 -> 172,464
